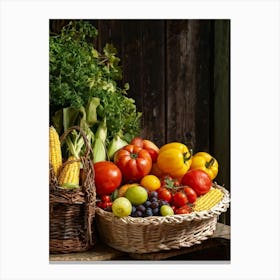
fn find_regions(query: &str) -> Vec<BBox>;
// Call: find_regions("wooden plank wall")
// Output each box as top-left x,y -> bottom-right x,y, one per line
50,19 -> 230,224
92,20 -> 217,150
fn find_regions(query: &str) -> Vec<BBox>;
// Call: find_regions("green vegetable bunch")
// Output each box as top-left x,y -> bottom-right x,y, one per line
49,20 -> 141,142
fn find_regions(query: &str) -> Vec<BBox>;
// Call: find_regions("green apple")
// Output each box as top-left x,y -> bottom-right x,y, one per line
160,205 -> 174,216
125,185 -> 148,205
112,197 -> 132,217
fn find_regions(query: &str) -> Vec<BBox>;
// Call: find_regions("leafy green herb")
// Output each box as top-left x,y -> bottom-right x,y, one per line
49,20 -> 141,142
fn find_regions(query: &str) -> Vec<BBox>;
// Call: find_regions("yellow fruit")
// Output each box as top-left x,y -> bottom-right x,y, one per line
140,175 -> 161,191
118,183 -> 139,197
112,197 -> 132,217
125,186 -> 148,205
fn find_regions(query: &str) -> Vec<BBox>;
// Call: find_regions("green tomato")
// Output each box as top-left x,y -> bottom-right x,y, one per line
125,186 -> 148,206
160,205 -> 174,216
112,197 -> 132,217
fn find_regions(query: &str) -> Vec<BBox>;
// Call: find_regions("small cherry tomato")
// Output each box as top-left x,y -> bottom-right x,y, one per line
175,205 -> 192,214
173,192 -> 188,207
157,187 -> 173,202
183,186 -> 197,203
101,195 -> 111,203
106,202 -> 113,207
97,201 -> 108,209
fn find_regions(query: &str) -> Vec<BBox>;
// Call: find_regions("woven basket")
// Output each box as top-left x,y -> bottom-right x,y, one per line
95,184 -> 230,254
49,126 -> 96,254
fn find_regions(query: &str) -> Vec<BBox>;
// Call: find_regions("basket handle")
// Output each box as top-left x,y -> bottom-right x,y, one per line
59,125 -> 92,159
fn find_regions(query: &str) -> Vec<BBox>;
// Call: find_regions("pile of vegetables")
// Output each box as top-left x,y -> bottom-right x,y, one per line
90,136 -> 223,217
49,123 -> 224,215
49,20 -> 225,217
49,20 -> 141,162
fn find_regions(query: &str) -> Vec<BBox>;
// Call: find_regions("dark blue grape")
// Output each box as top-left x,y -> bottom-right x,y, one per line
149,191 -> 158,198
136,204 -> 146,212
145,207 -> 153,217
135,211 -> 143,217
161,200 -> 169,206
152,208 -> 159,215
131,206 -> 137,214
151,201 -> 159,209
151,197 -> 158,202
144,200 -> 152,207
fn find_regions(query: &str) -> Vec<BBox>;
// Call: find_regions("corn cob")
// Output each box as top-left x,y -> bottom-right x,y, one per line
49,126 -> 62,177
58,156 -> 80,188
193,188 -> 224,212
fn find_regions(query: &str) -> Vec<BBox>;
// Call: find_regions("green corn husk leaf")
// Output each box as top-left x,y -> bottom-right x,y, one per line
85,97 -> 100,126
79,106 -> 95,146
95,118 -> 107,143
107,133 -> 128,160
52,109 -> 63,135
63,107 -> 80,131
92,137 -> 106,163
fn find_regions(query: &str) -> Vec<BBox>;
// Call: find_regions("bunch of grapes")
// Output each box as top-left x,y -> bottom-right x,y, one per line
130,191 -> 169,217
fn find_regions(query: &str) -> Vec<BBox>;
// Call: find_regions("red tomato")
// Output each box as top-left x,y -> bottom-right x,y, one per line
130,137 -> 159,163
157,187 -> 173,202
143,139 -> 159,153
173,192 -> 188,207
130,136 -> 144,148
97,201 -> 108,209
101,195 -> 111,203
181,169 -> 212,196
145,147 -> 158,163
97,201 -> 113,210
94,161 -> 122,196
183,186 -> 197,203
175,205 -> 192,214
114,144 -> 152,182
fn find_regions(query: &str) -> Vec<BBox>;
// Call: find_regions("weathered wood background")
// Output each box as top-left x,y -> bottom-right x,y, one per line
50,19 -> 230,224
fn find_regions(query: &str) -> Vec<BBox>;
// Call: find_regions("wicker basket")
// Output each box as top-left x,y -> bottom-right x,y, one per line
49,126 -> 96,254
95,184 -> 230,254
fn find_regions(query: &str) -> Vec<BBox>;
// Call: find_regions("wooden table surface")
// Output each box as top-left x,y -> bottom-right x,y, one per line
49,223 -> 230,262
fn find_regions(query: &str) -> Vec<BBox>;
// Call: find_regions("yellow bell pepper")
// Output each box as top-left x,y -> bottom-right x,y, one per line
157,142 -> 192,179
190,152 -> 218,180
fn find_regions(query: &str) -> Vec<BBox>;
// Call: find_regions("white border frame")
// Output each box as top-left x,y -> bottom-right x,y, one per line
1,0 -> 279,279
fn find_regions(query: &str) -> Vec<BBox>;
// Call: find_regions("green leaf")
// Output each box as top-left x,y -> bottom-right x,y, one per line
52,109 -> 63,134
124,83 -> 130,91
103,43 -> 117,57
50,20 -> 141,143
91,49 -> 99,58
85,97 -> 100,126
63,107 -> 80,131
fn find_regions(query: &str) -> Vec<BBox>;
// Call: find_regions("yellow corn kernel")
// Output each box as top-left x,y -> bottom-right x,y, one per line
58,156 -> 80,188
49,126 -> 62,177
193,188 -> 223,212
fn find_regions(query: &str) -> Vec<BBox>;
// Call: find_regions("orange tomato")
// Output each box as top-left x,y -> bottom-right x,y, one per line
140,175 -> 161,191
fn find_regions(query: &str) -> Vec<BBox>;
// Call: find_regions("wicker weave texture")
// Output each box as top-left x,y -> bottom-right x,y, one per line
49,126 -> 96,254
95,184 -> 230,253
